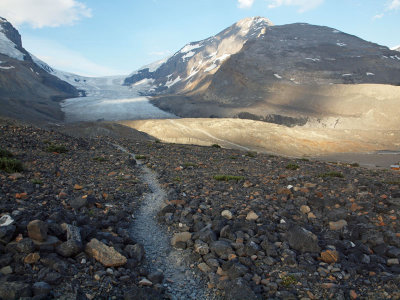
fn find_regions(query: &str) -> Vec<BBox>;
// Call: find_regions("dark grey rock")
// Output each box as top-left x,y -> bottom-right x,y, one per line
228,263 -> 249,279
210,241 -> 234,259
33,281 -> 51,297
56,240 -> 82,257
0,225 -> 16,244
0,281 -> 32,299
125,244 -> 145,262
148,271 -> 164,284
287,226 -> 320,253
16,238 -> 36,253
69,197 -> 88,210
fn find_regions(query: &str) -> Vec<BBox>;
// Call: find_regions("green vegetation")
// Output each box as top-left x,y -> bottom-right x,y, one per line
320,171 -> 344,178
0,157 -> 23,173
0,148 -> 13,158
92,156 -> 107,162
246,151 -> 257,158
300,158 -> 310,162
135,155 -> 147,160
286,163 -> 300,170
211,144 -> 221,148
45,144 -> 68,154
281,275 -> 297,287
229,156 -> 238,160
0,148 -> 23,173
173,176 -> 181,182
184,162 -> 197,168
31,178 -> 43,185
350,162 -> 360,167
213,174 -> 245,182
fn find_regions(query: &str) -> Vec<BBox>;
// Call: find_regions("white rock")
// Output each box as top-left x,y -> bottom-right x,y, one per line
221,210 -> 233,220
0,215 -> 14,226
246,211 -> 259,221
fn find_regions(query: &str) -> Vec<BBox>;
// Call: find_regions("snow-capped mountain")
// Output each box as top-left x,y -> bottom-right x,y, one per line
129,17 -> 400,121
392,46 -> 400,52
124,17 -> 273,94
0,17 -> 80,122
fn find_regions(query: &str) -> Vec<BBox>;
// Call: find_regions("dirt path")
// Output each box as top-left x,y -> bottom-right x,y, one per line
113,144 -> 218,300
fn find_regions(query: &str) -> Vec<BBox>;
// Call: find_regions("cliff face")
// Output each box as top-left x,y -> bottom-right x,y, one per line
0,17 -> 80,122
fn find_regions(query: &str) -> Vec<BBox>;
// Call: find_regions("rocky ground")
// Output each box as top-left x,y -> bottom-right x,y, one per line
1,119 -> 400,299
119,137 -> 400,299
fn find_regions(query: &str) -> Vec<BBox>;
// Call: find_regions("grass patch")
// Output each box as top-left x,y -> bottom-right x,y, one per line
300,158 -> 310,162
45,144 -> 68,154
184,162 -> 197,168
229,156 -> 238,160
135,155 -> 147,160
213,174 -> 245,182
92,156 -> 107,162
320,171 -> 344,178
286,163 -> 300,170
350,163 -> 360,167
211,144 -> 221,149
246,152 -> 257,158
281,275 -> 297,287
0,148 -> 13,158
0,157 -> 23,173
173,176 -> 181,182
31,178 -> 43,185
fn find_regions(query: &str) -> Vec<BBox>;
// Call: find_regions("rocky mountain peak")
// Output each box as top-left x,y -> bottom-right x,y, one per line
124,16 -> 274,93
0,17 -> 23,52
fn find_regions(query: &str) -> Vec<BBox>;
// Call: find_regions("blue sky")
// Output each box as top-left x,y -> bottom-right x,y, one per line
1,0 -> 399,76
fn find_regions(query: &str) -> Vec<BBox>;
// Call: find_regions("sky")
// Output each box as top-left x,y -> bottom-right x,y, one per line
0,0 -> 399,77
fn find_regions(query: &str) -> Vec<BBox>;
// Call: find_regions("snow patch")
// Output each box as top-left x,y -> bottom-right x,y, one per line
0,29 -> 25,61
0,65 -> 15,70
133,78 -> 155,87
366,72 -> 375,76
305,58 -> 320,62
336,43 -> 347,47
182,51 -> 195,61
180,43 -> 202,54
165,76 -> 181,88
274,74 -> 282,79
204,64 -> 217,72
342,74 -> 352,77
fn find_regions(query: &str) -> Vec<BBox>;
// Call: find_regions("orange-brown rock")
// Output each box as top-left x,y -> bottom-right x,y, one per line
321,250 -> 340,263
85,238 -> 127,267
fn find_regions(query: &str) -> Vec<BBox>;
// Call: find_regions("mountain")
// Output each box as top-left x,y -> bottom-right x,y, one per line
392,46 -> 400,52
0,17 -> 80,122
124,18 -> 400,125
124,17 -> 273,94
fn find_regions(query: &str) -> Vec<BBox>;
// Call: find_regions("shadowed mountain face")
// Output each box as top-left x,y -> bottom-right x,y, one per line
124,18 -> 400,125
0,17 -> 80,122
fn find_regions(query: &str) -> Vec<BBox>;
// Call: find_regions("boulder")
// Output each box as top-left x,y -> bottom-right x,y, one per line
85,238 -> 127,267
27,219 -> 48,242
287,226 -> 320,253
171,232 -> 192,247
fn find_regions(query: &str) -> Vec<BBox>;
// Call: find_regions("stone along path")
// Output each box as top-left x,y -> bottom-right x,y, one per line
113,144 -> 217,300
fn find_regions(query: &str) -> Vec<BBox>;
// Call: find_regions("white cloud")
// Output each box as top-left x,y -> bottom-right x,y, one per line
267,0 -> 324,12
388,0 -> 400,10
23,37 -> 126,76
238,0 -> 255,9
373,13 -> 385,20
149,51 -> 172,57
0,0 -> 91,28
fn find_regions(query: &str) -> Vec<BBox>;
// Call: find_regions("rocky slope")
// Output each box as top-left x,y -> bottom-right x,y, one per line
124,17 -> 400,126
0,17 -> 81,122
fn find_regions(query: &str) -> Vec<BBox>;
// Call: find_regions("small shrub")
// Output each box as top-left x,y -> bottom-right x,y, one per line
384,179 -> 400,185
320,171 -> 344,178
211,144 -> 221,148
0,157 -> 23,173
92,156 -> 107,162
135,155 -> 147,160
286,163 -> 300,170
173,177 -> 181,182
0,148 -> 13,158
45,144 -> 68,154
300,158 -> 310,162
229,156 -> 238,160
213,174 -> 245,182
350,163 -> 360,167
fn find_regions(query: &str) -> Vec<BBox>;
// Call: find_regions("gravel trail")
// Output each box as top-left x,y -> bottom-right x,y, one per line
113,144 -> 218,300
